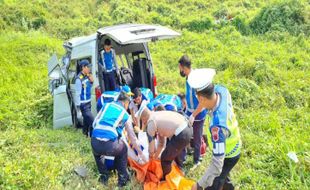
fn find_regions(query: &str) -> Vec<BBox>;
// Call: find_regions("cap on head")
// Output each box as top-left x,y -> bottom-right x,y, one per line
121,85 -> 133,96
79,59 -> 90,68
187,68 -> 216,92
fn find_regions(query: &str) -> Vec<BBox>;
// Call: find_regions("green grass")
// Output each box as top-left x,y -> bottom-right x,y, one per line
0,0 -> 309,189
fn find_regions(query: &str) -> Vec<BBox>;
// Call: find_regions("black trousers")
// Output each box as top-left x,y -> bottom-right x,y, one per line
161,125 -> 193,179
192,119 -> 205,163
80,102 -> 94,136
103,70 -> 117,91
91,138 -> 129,186
205,154 -> 240,190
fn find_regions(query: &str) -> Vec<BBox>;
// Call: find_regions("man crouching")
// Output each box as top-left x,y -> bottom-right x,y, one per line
91,92 -> 146,187
136,102 -> 193,180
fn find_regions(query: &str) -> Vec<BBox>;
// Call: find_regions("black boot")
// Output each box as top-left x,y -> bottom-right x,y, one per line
99,174 -> 109,186
118,173 -> 129,187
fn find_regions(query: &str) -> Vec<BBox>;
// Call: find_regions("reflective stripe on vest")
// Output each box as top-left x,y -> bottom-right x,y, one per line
206,85 -> 241,158
92,102 -> 128,140
78,74 -> 92,102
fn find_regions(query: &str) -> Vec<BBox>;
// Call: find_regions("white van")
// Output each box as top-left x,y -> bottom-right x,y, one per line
48,24 -> 180,129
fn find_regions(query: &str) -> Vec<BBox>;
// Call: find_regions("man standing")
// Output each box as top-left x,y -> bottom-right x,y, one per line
178,55 -> 207,166
100,38 -> 118,91
75,59 -> 94,137
91,92 -> 146,187
136,103 -> 192,180
188,68 -> 241,190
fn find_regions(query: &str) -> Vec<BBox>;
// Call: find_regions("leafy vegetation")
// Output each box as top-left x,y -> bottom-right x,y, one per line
0,0 -> 309,189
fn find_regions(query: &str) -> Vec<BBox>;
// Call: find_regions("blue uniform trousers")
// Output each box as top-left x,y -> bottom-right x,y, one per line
103,71 -> 117,91
80,102 -> 94,136
91,137 -> 129,186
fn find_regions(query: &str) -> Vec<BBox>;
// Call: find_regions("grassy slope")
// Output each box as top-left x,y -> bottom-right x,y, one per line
0,0 -> 309,189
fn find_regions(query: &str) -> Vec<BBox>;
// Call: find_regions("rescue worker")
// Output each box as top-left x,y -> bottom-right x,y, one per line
188,68 -> 241,190
91,92 -> 146,187
178,55 -> 207,166
96,85 -> 133,112
150,94 -> 183,113
136,102 -> 193,180
75,59 -> 94,137
100,38 -> 118,91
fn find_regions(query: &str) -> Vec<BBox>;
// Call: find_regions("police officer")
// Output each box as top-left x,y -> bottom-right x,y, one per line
91,92 -> 146,187
179,55 -> 207,166
75,59 -> 94,137
136,102 -> 192,180
188,68 -> 242,190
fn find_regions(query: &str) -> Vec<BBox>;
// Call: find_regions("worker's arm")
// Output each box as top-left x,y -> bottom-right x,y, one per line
191,102 -> 204,118
154,135 -> 166,159
112,49 -> 119,71
125,119 -> 143,156
74,78 -> 82,107
129,108 -> 138,126
197,126 -> 228,189
129,101 -> 138,126
147,120 -> 157,158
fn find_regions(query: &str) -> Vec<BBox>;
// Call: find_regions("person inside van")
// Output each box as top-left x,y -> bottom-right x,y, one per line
100,38 -> 118,91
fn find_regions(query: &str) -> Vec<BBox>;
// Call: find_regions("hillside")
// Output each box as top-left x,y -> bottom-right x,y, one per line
0,0 -> 309,189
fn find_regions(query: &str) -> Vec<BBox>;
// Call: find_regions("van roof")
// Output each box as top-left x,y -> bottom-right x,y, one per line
98,24 -> 180,44
64,24 -> 180,48
64,33 -> 97,48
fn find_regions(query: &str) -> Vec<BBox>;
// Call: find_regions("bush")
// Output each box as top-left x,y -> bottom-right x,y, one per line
249,1 -> 309,36
184,17 -> 213,32
232,16 -> 250,35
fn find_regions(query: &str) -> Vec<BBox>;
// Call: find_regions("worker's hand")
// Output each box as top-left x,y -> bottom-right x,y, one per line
149,153 -> 155,160
191,183 -> 197,190
88,73 -> 94,83
189,114 -> 195,126
139,154 -> 148,164
133,126 -> 140,133
191,183 -> 203,190
76,106 -> 83,124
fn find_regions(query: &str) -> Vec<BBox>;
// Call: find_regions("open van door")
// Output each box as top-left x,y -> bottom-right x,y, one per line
97,24 -> 181,44
48,54 -> 72,129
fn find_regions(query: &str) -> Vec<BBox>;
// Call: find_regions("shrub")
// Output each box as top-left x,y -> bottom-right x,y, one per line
184,17 -> 213,32
249,1 -> 309,36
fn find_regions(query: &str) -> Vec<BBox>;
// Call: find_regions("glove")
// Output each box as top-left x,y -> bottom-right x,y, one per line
76,106 -> 83,124
189,114 -> 195,126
